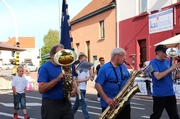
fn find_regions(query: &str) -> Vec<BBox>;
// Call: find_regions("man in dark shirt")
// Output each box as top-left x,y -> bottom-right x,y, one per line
94,57 -> 105,101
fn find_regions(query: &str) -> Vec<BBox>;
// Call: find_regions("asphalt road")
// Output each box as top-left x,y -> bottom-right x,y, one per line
0,90 -> 180,119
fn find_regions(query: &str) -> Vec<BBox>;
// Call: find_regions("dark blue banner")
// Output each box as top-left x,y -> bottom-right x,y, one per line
60,0 -> 72,49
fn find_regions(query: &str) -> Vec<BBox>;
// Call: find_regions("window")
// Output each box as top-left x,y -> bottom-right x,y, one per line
99,20 -> 105,39
76,43 -> 80,55
93,55 -> 97,61
86,41 -> 90,62
139,0 -> 147,13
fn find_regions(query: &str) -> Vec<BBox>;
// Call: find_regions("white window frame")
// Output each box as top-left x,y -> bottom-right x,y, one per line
139,0 -> 147,13
99,20 -> 105,39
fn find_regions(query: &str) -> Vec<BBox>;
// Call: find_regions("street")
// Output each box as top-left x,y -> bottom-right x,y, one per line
0,90 -> 180,119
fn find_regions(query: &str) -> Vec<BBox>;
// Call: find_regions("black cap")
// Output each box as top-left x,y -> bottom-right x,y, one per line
155,45 -> 168,52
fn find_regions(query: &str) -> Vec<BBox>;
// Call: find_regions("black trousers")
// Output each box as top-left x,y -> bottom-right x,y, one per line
150,95 -> 180,119
41,98 -> 74,119
97,93 -> 100,97
102,104 -> 131,119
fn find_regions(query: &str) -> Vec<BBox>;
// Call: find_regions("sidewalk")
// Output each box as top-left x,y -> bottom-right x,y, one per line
0,89 -> 12,94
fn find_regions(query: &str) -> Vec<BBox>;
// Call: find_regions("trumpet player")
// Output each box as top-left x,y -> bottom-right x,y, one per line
149,45 -> 180,119
37,44 -> 77,119
95,48 -> 131,119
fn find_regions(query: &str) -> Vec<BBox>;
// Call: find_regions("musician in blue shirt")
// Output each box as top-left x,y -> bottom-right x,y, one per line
95,48 -> 131,119
150,45 -> 180,119
38,44 -> 76,119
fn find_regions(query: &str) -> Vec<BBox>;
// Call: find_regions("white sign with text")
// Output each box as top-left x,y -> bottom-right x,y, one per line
149,8 -> 173,34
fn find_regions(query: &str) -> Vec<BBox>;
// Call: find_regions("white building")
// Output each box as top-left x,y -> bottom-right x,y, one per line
116,0 -> 180,22
0,37 -> 40,67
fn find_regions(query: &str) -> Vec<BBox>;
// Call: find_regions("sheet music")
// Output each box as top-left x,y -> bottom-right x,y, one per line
76,61 -> 93,72
144,64 -> 154,76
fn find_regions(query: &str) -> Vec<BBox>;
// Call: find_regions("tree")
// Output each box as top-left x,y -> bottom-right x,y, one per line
40,29 -> 60,65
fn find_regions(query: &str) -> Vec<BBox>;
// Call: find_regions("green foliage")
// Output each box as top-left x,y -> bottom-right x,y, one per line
43,29 -> 60,49
40,29 -> 60,65
40,58 -> 49,65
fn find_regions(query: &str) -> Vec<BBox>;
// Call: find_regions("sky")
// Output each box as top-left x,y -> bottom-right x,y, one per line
0,0 -> 92,48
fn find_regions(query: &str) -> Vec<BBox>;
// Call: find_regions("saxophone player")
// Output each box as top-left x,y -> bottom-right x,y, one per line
95,48 -> 131,119
37,44 -> 77,119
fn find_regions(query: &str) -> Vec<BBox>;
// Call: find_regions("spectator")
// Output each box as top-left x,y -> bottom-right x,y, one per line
72,54 -> 91,119
11,66 -> 30,119
139,61 -> 151,95
93,57 -> 105,101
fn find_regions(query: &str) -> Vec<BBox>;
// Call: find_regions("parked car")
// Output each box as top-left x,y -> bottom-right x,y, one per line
26,62 -> 38,72
1,63 -> 14,70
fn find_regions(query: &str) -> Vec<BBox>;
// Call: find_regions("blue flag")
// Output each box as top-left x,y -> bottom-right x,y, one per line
60,0 -> 72,49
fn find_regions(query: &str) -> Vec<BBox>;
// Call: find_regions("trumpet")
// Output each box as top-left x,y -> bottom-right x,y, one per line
166,48 -> 180,57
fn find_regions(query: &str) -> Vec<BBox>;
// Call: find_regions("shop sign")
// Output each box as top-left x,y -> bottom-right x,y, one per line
149,8 -> 173,34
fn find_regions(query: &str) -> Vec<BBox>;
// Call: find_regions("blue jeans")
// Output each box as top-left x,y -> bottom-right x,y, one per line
13,93 -> 26,110
72,90 -> 90,119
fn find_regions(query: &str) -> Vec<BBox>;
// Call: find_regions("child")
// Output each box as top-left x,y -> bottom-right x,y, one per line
72,54 -> 91,119
11,66 -> 30,119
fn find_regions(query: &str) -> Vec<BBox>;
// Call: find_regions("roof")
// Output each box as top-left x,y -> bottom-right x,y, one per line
70,0 -> 115,25
5,37 -> 35,48
0,42 -> 25,51
41,53 -> 50,59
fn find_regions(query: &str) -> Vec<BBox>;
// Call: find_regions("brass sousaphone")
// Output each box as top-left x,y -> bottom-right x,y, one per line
54,49 -> 77,100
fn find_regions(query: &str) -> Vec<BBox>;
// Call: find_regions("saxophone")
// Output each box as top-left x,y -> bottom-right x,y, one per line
99,61 -> 141,119
54,49 -> 77,100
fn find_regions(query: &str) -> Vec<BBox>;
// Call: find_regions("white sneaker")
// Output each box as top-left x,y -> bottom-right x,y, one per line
97,97 -> 100,101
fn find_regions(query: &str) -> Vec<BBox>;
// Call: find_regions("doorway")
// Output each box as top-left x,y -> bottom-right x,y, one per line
138,39 -> 147,63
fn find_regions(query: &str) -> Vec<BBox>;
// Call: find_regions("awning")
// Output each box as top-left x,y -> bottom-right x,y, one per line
41,53 -> 50,59
154,34 -> 180,47
0,42 -> 26,51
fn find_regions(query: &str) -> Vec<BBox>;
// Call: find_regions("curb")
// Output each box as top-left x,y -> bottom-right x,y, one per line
0,90 -> 13,94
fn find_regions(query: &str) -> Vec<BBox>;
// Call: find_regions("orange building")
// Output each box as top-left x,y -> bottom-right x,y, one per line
70,0 -> 116,63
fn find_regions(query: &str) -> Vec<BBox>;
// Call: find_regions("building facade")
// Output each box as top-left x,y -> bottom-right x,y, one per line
70,0 -> 116,64
117,0 -> 180,69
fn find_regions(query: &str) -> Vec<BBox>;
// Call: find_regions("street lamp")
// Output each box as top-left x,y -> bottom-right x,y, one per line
2,0 -> 18,43
2,0 -> 20,65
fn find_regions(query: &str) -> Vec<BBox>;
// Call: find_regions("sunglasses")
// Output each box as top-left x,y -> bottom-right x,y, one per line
101,60 -> 105,62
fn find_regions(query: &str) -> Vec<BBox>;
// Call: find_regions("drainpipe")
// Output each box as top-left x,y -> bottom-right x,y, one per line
115,0 -> 119,48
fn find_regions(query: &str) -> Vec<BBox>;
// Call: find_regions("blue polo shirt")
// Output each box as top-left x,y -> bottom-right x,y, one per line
95,62 -> 130,108
37,61 -> 64,100
150,58 -> 175,97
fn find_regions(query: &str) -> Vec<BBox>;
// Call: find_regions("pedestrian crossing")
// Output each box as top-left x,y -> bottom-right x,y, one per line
0,93 -> 175,119
70,97 -> 151,119
0,112 -> 36,119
